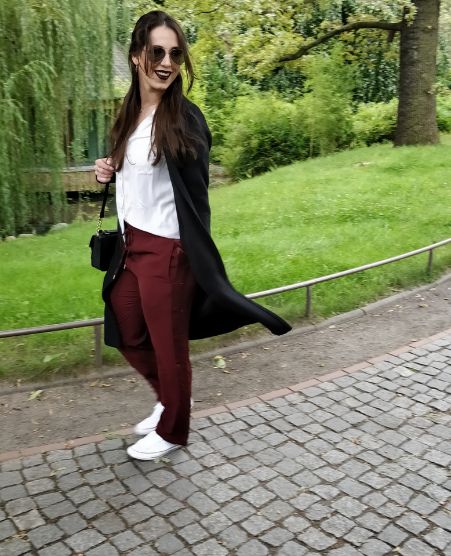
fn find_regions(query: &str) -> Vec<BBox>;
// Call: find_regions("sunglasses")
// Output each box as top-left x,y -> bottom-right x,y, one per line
148,46 -> 184,66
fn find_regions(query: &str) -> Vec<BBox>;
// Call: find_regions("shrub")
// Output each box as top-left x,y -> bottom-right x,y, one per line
436,94 -> 451,132
220,93 -> 309,180
352,99 -> 398,146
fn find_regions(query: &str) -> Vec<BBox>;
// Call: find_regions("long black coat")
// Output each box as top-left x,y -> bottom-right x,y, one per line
102,99 -> 291,347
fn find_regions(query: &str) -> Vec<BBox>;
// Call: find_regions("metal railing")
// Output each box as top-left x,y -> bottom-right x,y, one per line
1,237 -> 450,366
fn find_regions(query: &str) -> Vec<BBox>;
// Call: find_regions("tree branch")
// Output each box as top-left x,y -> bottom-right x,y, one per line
279,20 -> 402,62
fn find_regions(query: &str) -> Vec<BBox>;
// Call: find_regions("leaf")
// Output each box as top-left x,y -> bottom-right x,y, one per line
28,390 -> 43,401
213,355 -> 226,369
43,353 -> 63,363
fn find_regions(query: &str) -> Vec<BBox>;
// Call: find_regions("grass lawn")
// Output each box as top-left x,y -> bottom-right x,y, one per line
1,137 -> 451,380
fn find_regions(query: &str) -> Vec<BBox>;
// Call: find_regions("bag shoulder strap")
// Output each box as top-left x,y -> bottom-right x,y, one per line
97,181 -> 110,232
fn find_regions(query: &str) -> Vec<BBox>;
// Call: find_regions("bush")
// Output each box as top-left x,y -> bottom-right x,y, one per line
436,94 -> 451,132
220,93 -> 309,180
352,99 -> 398,146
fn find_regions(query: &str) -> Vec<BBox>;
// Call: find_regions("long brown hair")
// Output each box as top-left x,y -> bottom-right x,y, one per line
109,11 -> 198,170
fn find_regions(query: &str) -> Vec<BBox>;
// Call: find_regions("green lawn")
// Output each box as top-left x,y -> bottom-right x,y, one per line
1,137 -> 451,380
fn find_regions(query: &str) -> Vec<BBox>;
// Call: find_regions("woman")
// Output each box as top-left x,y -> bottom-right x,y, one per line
95,10 -> 291,461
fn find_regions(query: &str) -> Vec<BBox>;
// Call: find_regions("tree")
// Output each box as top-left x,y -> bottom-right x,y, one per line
278,0 -> 441,146
0,0 -> 117,236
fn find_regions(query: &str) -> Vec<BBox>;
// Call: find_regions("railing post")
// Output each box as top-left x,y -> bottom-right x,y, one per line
305,285 -> 313,318
94,324 -> 103,367
427,249 -> 433,275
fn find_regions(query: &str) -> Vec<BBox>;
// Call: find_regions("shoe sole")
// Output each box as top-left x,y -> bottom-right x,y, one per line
126,444 -> 181,461
134,425 -> 157,436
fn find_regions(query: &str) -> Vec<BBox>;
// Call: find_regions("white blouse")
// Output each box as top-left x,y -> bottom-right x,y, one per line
115,114 -> 180,239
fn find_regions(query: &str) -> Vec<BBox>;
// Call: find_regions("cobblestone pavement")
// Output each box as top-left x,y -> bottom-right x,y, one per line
1,332 -> 451,555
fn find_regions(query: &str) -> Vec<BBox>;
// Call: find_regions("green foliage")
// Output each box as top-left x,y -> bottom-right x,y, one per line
297,46 -> 354,155
436,93 -> 451,132
2,136 -> 451,379
220,93 -> 309,179
352,99 -> 398,145
0,0 -> 116,236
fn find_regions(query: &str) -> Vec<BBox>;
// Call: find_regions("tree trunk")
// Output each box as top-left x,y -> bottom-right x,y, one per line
395,0 -> 441,145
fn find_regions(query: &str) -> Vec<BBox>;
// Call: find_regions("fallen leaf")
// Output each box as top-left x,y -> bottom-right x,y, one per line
213,355 -> 226,369
28,390 -> 43,401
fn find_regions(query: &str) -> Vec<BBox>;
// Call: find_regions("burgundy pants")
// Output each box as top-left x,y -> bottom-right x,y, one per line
109,223 -> 196,445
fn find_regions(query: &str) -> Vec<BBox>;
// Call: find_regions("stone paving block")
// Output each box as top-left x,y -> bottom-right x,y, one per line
378,501 -> 405,519
77,454 -> 104,470
298,527 -> 336,551
424,527 -> 451,551
190,469 -> 218,489
260,526 -> 294,546
218,524 -> 248,550
276,540 -> 308,555
0,471 -> 22,489
206,482 -> 238,503
228,474 -> 259,492
344,526 -> 374,546
153,496 -> 184,516
266,476 -> 299,500
283,515 -> 309,534
241,514 -> 273,535
260,500 -> 294,520
108,493 -> 136,510
251,466 -> 278,481
407,493 -> 440,515
360,539 -> 392,555
236,539 -> 269,555
5,497 -> 36,516
0,519 -> 16,541
222,500 -> 254,522
328,546 -> 361,556
92,512 -> 125,535
293,469 -> 322,488
172,459 -> 203,477
304,502 -> 333,521
431,510 -> 451,531
134,515 -> 173,542
186,492 -> 219,516
199,510 -> 232,534
27,524 -> 64,549
292,493 -> 320,511
322,450 -> 349,465
360,492 -> 387,509
378,524 -> 409,546
85,468 -> 115,486
127,547 -> 158,556
357,512 -> 390,533
154,532 -> 184,554
310,484 -> 340,501
11,509 -> 44,530
119,501 -> 153,525
211,463 -> 240,480
86,543 -> 120,556
56,471 -> 84,491
123,474 -> 153,494
41,499 -> 76,520
0,484 -> 27,502
337,477 -> 371,498
110,530 -> 143,551
79,499 -> 109,519
65,484 -> 95,504
399,538 -> 437,556
321,514 -> 355,537
178,522 -> 209,544
34,492 -> 64,508
397,511 -> 429,534
192,538 -> 228,556
165,478 -> 199,501
38,542 -> 72,556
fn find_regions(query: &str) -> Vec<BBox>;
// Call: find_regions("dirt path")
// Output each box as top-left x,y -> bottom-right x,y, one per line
1,274 -> 450,452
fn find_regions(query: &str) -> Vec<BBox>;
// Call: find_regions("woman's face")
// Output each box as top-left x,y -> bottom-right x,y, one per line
132,25 -> 182,97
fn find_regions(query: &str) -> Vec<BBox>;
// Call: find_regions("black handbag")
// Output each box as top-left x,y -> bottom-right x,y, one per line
89,181 -> 118,271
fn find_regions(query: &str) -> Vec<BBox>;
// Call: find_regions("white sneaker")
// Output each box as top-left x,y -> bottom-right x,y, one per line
134,402 -> 165,436
134,399 -> 194,436
127,430 -> 181,461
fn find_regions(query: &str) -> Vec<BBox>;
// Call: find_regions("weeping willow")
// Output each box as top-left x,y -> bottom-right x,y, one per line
0,0 -> 118,236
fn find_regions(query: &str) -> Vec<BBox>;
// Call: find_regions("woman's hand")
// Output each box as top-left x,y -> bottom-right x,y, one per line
94,157 -> 115,183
